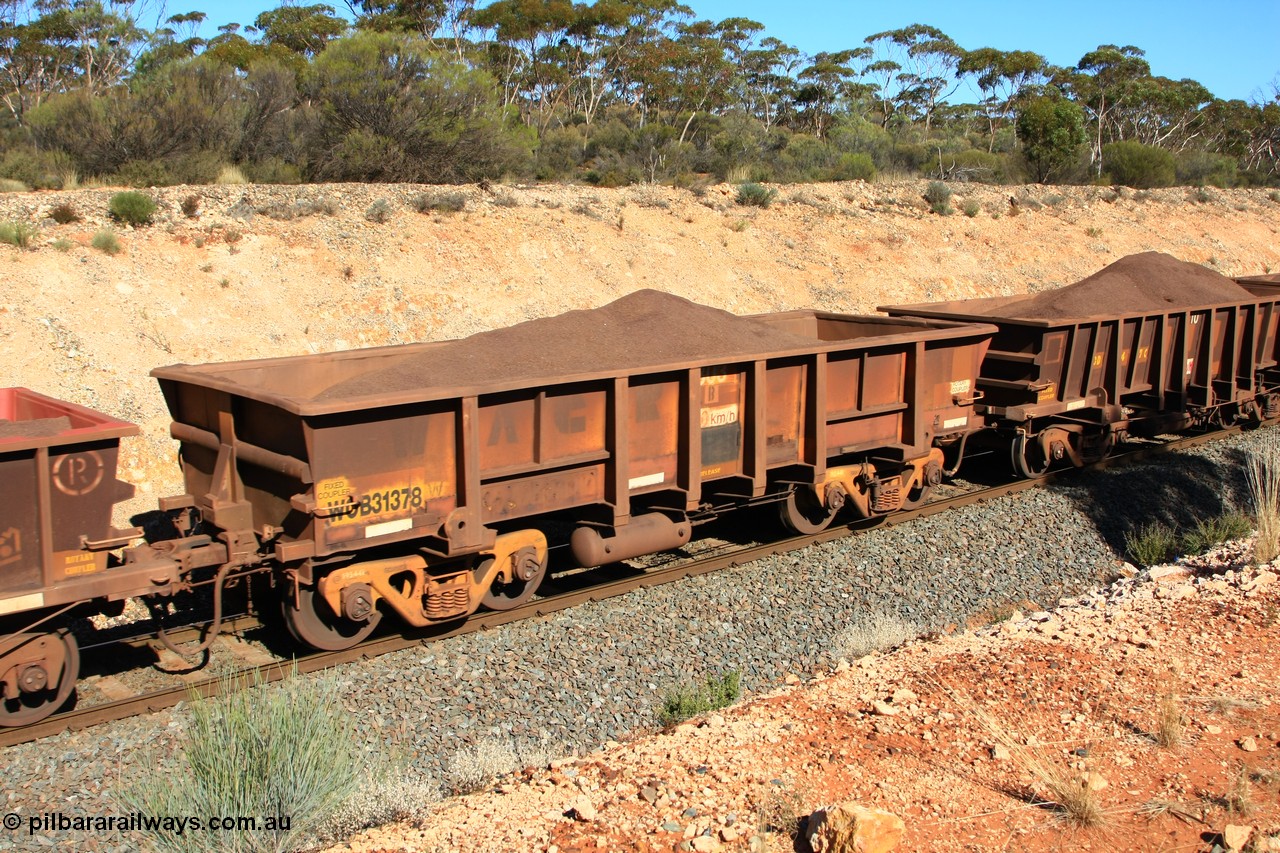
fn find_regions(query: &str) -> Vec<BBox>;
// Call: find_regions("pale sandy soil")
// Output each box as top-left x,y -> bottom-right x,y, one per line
2,179 -> 1279,853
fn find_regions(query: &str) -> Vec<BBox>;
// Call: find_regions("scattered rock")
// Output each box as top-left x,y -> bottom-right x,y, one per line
1239,736 -> 1259,752
991,744 -> 1011,761
1224,824 -> 1253,851
806,802 -> 905,853
872,700 -> 899,716
1150,566 -> 1193,584
1079,771 -> 1108,792
569,796 -> 597,822
691,836 -> 720,852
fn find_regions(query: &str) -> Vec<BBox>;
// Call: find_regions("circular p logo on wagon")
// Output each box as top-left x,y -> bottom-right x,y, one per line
52,451 -> 105,496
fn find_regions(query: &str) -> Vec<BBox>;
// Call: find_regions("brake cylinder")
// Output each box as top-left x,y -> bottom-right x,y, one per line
570,513 -> 692,567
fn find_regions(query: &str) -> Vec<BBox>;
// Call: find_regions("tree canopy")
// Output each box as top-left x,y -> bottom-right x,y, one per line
0,0 -> 1276,188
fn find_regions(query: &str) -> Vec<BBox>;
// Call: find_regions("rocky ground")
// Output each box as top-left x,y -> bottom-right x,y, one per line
326,553 -> 1280,853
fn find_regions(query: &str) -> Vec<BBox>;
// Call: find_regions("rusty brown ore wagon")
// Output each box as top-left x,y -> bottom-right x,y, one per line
149,291 -> 993,651
0,389 -> 150,725
884,253 -> 1280,477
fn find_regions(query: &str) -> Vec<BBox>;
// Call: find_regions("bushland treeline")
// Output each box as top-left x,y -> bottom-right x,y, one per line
1,0 -> 1278,190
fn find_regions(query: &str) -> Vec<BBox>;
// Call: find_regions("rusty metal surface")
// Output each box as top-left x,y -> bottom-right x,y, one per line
884,282 -> 1280,430
152,311 -> 995,576
0,389 -> 138,603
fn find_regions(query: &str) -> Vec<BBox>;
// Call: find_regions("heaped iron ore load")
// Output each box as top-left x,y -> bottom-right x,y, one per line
2,254 -> 1278,728
151,290 -> 993,650
884,253 -> 1280,476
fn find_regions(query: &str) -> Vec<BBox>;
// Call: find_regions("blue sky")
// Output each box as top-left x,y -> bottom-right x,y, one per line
187,0 -> 1279,104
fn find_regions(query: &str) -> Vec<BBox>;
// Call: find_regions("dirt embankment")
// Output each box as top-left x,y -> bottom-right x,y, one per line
0,179 -> 1277,521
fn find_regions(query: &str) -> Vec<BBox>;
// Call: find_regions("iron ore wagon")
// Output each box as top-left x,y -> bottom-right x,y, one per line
884,253 -> 1280,477
148,290 -> 993,651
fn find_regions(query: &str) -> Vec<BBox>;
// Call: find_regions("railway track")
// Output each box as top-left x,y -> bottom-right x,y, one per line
0,423 -> 1255,749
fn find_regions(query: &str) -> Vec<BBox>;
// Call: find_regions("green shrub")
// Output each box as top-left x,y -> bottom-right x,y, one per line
1124,522 -> 1179,567
1181,513 -> 1252,556
410,190 -> 467,214
657,670 -> 742,727
109,191 -> 157,226
1270,190 -> 1280,204
52,237 -> 74,252
943,149 -> 1018,184
50,203 -> 79,224
365,198 -> 393,223
963,200 -> 981,217
110,159 -> 175,188
832,152 -> 876,182
736,182 -> 777,208
245,158 -> 303,185
121,672 -> 365,853
924,181 -> 953,215
181,195 -> 201,218
1102,141 -> 1175,189
1176,150 -> 1237,188
0,221 -> 36,248
0,178 -> 28,192
91,228 -> 122,255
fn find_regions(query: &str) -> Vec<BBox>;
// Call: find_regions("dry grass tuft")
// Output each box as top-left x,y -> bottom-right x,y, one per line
754,778 -> 810,846
834,612 -> 918,659
216,164 -> 248,185
949,683 -> 1107,827
1246,434 -> 1280,564
1155,692 -> 1187,749
1227,765 -> 1255,816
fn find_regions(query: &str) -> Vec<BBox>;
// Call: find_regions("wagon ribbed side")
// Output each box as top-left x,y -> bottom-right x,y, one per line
151,293 -> 994,646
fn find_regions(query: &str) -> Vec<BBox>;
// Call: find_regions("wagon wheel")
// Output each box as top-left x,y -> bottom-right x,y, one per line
1011,433 -> 1051,480
899,481 -> 934,511
480,549 -> 548,612
777,486 -> 836,535
900,461 -> 942,511
282,582 -> 381,651
0,629 -> 80,727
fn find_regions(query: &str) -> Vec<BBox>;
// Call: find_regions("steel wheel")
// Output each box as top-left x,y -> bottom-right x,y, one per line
0,629 -> 79,727
777,486 -> 835,535
1011,433 -> 1051,479
480,550 -> 548,611
283,583 -> 381,651
899,481 -> 934,511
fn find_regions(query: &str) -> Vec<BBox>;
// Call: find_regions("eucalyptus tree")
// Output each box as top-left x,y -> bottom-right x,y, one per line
793,48 -> 865,138
958,46 -> 1046,150
864,23 -> 962,137
1061,44 -> 1151,174
740,35 -> 800,129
